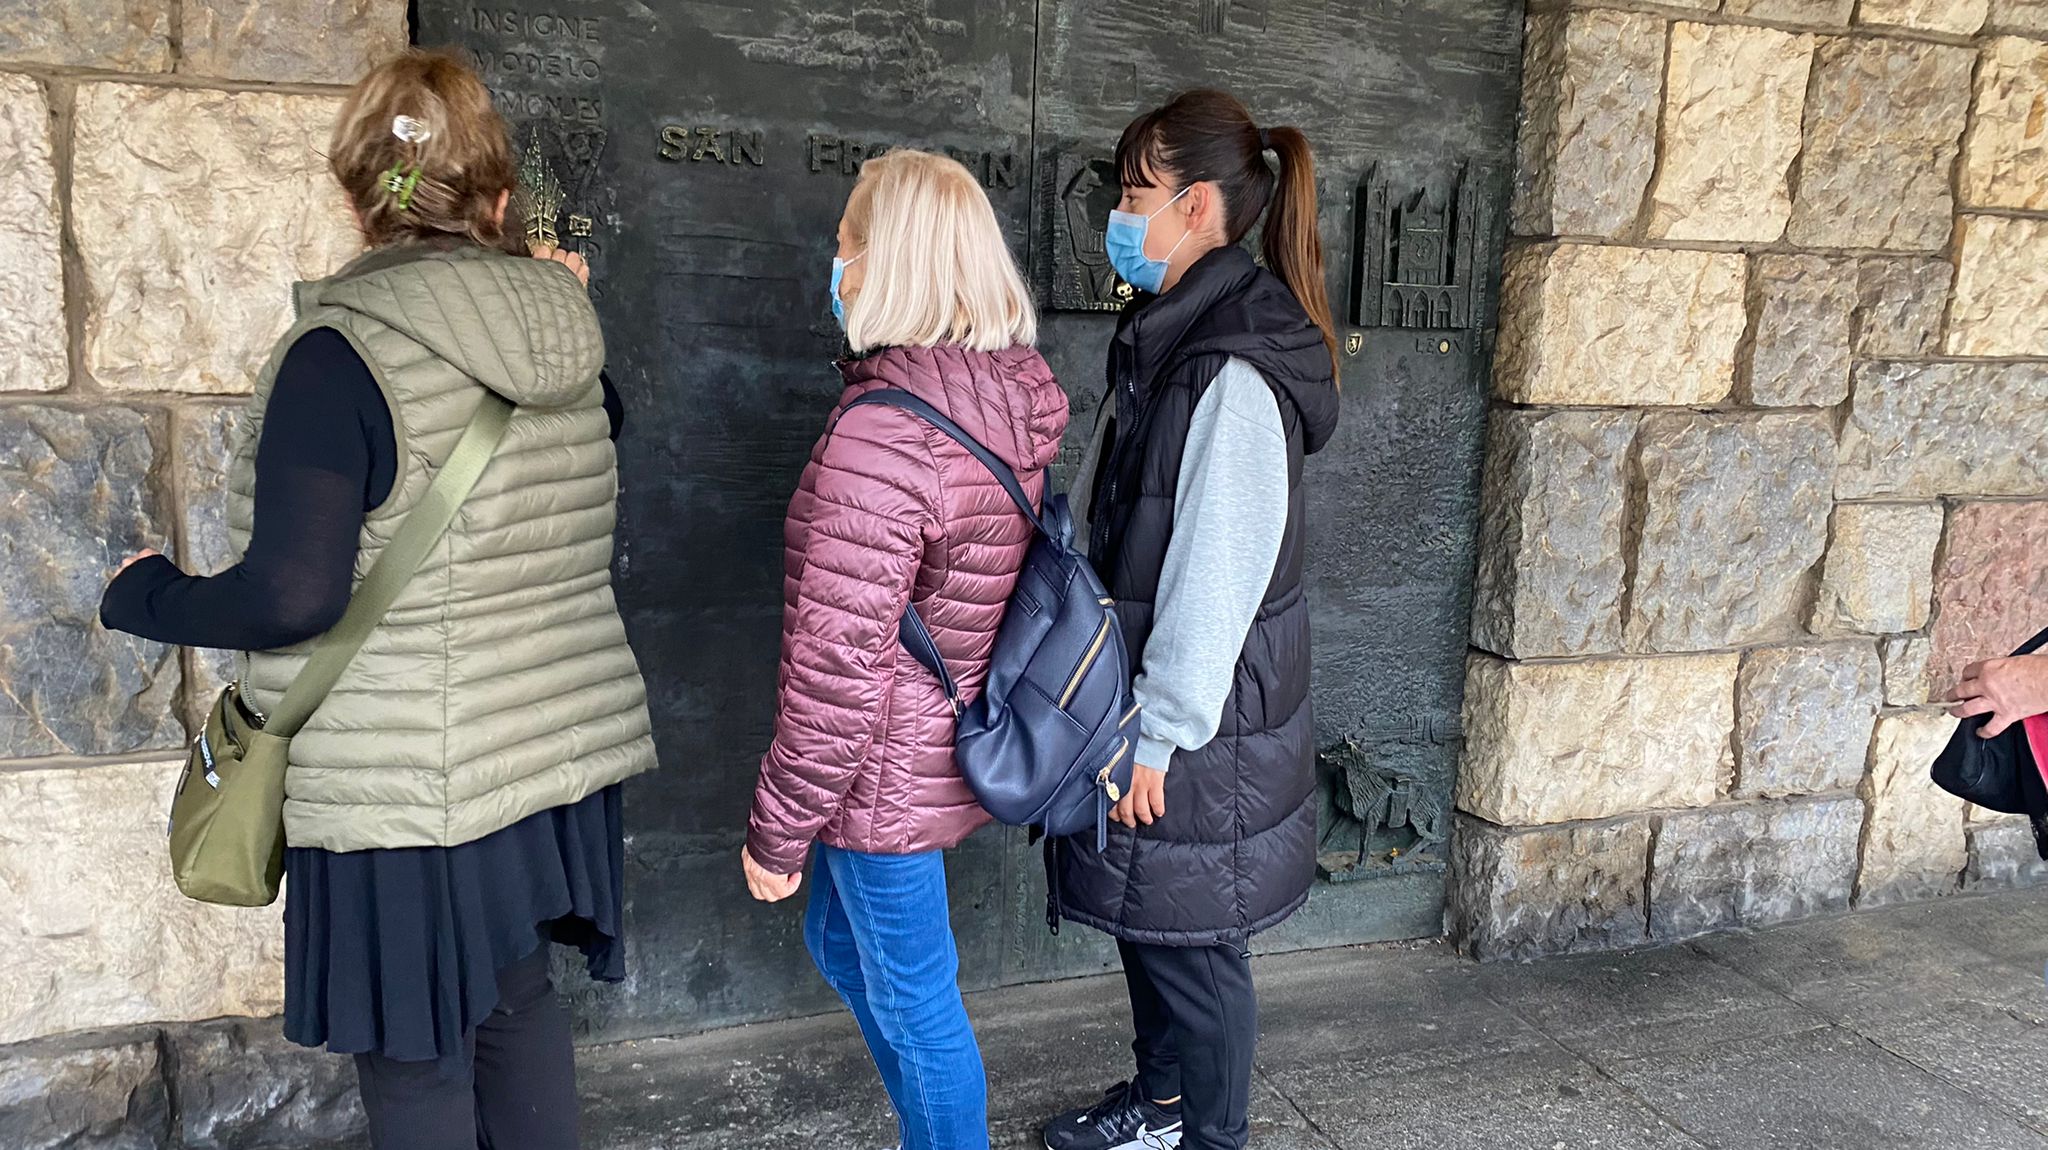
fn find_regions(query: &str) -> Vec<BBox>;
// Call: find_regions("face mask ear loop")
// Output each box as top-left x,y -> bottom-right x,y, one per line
1160,223 -> 1193,265
1145,183 -> 1194,221
1151,185 -> 1196,265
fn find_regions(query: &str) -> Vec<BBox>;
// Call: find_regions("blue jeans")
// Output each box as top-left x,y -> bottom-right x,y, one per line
804,843 -> 989,1150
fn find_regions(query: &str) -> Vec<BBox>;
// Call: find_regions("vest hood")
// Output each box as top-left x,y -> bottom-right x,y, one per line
298,244 -> 606,409
837,344 -> 1067,475
1117,245 -> 1341,457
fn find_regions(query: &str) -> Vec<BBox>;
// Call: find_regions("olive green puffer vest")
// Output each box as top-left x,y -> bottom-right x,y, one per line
228,244 -> 657,853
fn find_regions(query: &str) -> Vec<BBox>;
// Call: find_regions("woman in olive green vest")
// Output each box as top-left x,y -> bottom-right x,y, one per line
99,51 -> 656,1150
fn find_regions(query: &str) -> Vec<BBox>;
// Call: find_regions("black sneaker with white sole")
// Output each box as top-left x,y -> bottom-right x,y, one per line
1042,1080 -> 1184,1150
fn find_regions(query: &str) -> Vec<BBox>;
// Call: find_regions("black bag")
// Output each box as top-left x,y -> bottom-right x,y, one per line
1930,625 -> 2048,861
844,390 -> 1140,850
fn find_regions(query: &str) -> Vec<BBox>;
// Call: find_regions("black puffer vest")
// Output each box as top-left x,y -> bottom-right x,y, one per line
1052,246 -> 1341,948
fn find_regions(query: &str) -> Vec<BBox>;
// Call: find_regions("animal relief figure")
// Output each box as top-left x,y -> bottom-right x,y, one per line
1318,736 -> 1449,881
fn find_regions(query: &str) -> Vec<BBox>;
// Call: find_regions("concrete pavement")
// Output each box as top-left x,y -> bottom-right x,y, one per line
577,888 -> 2048,1149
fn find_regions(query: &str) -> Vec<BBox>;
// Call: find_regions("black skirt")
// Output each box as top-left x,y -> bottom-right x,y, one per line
282,784 -> 625,1062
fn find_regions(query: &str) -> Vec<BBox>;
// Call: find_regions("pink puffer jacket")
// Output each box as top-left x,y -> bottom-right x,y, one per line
746,344 -> 1070,874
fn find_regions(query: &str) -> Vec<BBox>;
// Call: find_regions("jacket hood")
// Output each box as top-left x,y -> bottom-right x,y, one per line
837,344 -> 1069,475
299,244 -> 606,408
1117,245 -> 1341,456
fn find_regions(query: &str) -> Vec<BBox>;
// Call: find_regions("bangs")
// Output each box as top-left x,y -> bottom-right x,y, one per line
1115,111 -> 1173,191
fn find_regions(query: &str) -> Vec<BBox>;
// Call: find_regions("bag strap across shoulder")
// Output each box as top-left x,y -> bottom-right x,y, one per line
834,388 -> 1048,705
264,391 -> 516,738
844,389 -> 1045,534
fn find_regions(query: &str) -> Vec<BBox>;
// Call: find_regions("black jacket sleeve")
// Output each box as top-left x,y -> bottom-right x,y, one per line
99,329 -> 396,651
601,370 -> 624,441
101,335 -> 624,651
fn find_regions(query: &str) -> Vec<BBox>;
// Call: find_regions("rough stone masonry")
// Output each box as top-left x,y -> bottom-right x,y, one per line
1458,0 -> 2048,961
0,2 -> 403,1144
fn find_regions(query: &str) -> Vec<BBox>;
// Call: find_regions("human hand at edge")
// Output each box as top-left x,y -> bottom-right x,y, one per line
742,846 -> 802,902
531,245 -> 590,287
1110,763 -> 1167,828
1949,652 -> 2048,739
115,548 -> 162,576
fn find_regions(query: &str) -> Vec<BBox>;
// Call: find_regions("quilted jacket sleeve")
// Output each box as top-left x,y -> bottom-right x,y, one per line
746,403 -> 938,874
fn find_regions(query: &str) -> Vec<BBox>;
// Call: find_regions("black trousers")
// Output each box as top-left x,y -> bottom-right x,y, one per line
353,947 -> 580,1150
1119,939 -> 1258,1150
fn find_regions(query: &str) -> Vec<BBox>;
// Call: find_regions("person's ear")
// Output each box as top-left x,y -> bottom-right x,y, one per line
1185,181 -> 1217,238
492,188 -> 511,228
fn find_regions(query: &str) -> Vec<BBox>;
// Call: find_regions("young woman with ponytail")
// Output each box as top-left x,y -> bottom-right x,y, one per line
1042,90 -> 1342,1150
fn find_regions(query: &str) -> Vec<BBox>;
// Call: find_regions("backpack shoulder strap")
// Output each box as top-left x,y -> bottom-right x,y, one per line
264,391 -> 516,737
835,389 -> 1050,702
844,389 -> 1044,532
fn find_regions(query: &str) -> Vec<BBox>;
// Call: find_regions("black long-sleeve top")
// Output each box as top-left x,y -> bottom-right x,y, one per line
100,327 -> 622,651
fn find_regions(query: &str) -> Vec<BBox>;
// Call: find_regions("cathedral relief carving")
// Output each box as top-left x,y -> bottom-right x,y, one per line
1352,160 -> 1501,331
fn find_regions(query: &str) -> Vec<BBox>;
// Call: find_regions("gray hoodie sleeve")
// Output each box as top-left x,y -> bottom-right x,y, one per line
1133,357 -> 1290,772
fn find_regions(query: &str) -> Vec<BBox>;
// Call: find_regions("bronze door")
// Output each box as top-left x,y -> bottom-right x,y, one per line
415,0 -> 1521,1040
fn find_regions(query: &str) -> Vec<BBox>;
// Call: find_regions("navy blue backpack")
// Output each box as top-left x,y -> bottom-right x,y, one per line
845,390 -> 1140,849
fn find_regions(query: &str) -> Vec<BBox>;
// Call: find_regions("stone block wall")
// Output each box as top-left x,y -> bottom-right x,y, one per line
0,2 -> 400,1141
1454,0 -> 2048,961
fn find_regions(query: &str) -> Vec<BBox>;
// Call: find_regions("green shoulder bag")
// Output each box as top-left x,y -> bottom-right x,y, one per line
168,393 -> 515,906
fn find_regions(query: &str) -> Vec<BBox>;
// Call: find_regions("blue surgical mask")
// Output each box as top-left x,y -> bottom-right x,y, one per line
830,252 -> 863,328
1103,185 -> 1192,295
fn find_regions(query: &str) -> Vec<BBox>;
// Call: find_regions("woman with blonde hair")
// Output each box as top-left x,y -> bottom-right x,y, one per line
98,51 -> 655,1148
742,148 -> 1069,1149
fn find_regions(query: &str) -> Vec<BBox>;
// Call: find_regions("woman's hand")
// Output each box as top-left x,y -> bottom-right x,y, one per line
742,847 -> 802,902
531,245 -> 589,287
114,548 -> 161,576
1111,763 -> 1167,828
1949,653 -> 2048,738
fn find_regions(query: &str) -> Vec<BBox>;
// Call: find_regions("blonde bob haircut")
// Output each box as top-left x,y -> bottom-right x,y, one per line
842,149 -> 1038,353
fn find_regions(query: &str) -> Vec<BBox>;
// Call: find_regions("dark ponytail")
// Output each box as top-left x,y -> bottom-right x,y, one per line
1259,126 -> 1335,375
1115,90 -> 1338,375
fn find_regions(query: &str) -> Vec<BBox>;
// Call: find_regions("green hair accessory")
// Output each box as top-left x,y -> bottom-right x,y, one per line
380,162 -> 422,210
381,117 -> 432,211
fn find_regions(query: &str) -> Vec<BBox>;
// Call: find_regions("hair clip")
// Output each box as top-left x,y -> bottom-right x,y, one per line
392,115 -> 432,144
380,162 -> 422,210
